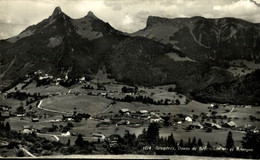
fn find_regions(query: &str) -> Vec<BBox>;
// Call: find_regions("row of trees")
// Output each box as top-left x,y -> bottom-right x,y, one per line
0,122 -> 11,131
111,95 -> 181,105
1,120 -> 259,158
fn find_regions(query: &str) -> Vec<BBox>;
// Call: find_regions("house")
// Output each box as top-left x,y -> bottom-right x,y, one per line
128,119 -> 142,127
16,113 -> 26,117
205,122 -> 222,129
107,135 -> 120,147
50,119 -> 62,123
31,118 -> 39,122
79,77 -> 85,83
212,123 -> 222,130
116,120 -> 130,125
0,105 -> 10,111
243,124 -> 258,133
141,114 -> 150,120
23,125 -> 31,130
62,114 -> 74,121
92,133 -> 106,141
101,118 -> 111,124
150,118 -> 163,123
50,135 -> 60,142
61,131 -> 71,137
185,116 -> 193,122
177,121 -> 182,124
138,110 -> 148,114
21,125 -> 33,134
119,109 -> 130,115
0,140 -> 9,148
98,119 -> 111,127
189,122 -> 203,129
214,144 -> 226,151
100,92 -> 107,96
34,125 -> 48,133
224,121 -> 237,128
0,112 -> 10,121
244,105 -> 252,109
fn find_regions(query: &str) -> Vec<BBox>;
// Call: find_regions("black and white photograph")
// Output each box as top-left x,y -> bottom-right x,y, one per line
0,0 -> 260,159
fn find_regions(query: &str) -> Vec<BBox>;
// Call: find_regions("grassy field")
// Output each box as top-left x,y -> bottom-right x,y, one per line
6,116 -> 67,131
159,125 -> 245,147
41,94 -> 113,115
21,83 -> 69,95
219,106 -> 260,128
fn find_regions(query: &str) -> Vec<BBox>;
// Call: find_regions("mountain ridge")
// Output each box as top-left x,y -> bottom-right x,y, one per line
1,7 -> 258,104
132,15 -> 260,63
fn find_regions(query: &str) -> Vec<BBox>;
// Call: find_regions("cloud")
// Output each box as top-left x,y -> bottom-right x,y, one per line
250,0 -> 260,6
122,15 -> 133,25
0,0 -> 260,39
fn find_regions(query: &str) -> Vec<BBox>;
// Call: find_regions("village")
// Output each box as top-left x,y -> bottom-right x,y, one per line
0,70 -> 260,157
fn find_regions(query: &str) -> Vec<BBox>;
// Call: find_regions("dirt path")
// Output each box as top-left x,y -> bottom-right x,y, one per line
101,104 -> 113,113
19,145 -> 36,157
230,107 -> 235,113
37,133 -> 60,142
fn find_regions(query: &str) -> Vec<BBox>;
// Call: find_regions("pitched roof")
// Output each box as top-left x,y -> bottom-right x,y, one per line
227,121 -> 236,127
119,109 -> 130,112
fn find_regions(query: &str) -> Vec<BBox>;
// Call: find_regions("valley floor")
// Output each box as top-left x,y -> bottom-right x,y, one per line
0,73 -> 259,157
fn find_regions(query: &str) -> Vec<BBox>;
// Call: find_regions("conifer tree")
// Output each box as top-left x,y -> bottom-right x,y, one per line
226,131 -> 234,151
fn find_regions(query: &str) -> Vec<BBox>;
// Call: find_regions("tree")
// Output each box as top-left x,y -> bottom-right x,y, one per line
168,87 -> 174,92
175,99 -> 180,105
187,138 -> 191,147
139,128 -> 147,141
26,100 -> 29,106
242,132 -> 260,158
0,122 -> 4,130
191,137 -> 197,147
207,141 -> 212,150
162,116 -> 171,126
167,133 -> 175,146
16,106 -> 25,114
5,122 -> 10,131
197,138 -> 203,147
67,139 -> 71,146
179,139 -> 184,147
122,86 -> 127,93
67,122 -> 74,128
17,150 -> 25,157
75,134 -> 84,147
226,131 -> 234,151
73,107 -> 77,115
146,122 -> 159,144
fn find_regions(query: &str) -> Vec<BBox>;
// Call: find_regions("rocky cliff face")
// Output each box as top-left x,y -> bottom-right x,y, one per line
132,16 -> 260,63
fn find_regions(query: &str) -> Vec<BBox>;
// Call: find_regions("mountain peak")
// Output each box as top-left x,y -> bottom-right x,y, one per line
86,11 -> 98,19
52,6 -> 63,17
146,16 -> 172,27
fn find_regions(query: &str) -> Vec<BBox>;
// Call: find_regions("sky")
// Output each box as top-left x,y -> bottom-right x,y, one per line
0,0 -> 260,39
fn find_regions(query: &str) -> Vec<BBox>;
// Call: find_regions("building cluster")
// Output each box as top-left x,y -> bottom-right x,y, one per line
95,108 -> 164,128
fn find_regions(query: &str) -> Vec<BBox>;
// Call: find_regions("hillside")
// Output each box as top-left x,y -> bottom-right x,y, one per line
192,69 -> 260,105
0,7 -> 234,93
132,16 -> 260,63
